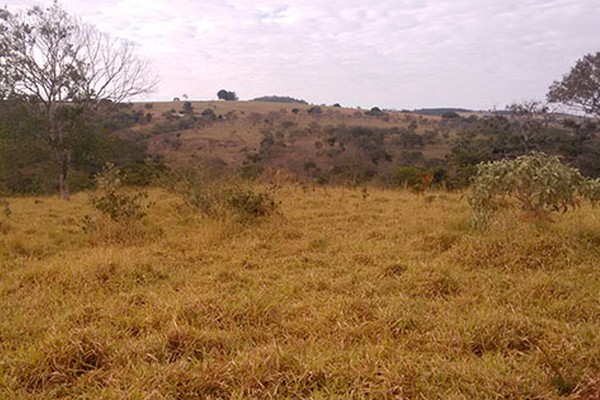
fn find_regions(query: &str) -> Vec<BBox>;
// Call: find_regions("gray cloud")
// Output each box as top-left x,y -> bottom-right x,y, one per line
7,0 -> 600,109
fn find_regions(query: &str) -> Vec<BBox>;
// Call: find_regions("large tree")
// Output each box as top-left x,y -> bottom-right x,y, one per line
547,52 -> 600,117
0,2 -> 157,199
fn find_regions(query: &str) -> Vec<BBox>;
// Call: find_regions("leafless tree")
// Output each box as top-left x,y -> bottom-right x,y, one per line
0,2 -> 158,199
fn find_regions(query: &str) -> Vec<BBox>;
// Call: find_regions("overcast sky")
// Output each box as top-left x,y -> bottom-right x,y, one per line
8,0 -> 600,110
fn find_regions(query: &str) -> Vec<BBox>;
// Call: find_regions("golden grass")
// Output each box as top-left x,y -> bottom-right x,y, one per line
0,186 -> 599,398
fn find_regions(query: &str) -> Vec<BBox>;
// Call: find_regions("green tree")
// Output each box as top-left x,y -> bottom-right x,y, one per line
217,89 -> 238,101
547,52 -> 600,116
0,2 -> 157,199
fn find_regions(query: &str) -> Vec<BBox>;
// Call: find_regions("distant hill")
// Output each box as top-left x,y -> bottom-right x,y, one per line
410,108 -> 472,116
251,95 -> 308,104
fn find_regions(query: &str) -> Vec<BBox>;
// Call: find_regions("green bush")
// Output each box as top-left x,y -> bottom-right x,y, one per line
89,163 -> 149,222
468,152 -> 599,227
225,188 -> 276,220
174,167 -> 277,222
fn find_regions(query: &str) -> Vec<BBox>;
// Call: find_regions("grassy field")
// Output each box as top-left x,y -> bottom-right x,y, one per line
0,186 -> 599,399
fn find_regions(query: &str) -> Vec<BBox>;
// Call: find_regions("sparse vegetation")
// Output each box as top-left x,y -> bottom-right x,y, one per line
0,4 -> 599,396
252,95 -> 308,104
1,185 -> 599,398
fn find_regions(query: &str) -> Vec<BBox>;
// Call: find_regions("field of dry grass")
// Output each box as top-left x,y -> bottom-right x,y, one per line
1,186 -> 599,399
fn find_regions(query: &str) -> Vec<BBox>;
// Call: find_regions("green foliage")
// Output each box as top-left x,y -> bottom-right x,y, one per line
391,166 -> 424,188
217,90 -> 238,101
89,163 -> 149,222
252,96 -> 308,104
547,52 -> 600,116
468,152 -> 599,227
225,188 -> 277,219
174,166 -> 277,222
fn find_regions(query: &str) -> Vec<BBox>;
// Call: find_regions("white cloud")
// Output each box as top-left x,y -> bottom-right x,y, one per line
7,0 -> 600,109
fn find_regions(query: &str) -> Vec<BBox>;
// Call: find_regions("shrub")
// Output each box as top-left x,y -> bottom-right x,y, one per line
174,167 -> 277,223
225,188 -> 276,220
89,163 -> 149,223
468,152 -> 599,227
391,166 -> 426,188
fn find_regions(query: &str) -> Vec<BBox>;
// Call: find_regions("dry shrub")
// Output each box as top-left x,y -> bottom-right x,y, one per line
16,331 -> 108,391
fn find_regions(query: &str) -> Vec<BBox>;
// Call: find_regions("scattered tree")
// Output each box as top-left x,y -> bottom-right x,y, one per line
547,52 -> 600,116
0,2 -> 157,199
217,89 -> 238,101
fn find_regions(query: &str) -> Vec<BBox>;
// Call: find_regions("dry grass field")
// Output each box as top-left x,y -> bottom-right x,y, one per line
0,186 -> 599,399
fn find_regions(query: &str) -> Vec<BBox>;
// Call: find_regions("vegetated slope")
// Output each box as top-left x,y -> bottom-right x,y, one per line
131,100 -> 600,187
0,187 -> 598,398
132,101 -> 453,183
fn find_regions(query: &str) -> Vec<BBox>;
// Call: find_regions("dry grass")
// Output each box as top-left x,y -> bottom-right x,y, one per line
0,186 -> 599,398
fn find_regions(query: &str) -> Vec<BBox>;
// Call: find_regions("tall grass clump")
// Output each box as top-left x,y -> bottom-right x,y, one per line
468,152 -> 600,228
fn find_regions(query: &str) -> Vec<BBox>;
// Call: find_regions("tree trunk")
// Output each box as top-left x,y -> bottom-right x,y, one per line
59,153 -> 70,200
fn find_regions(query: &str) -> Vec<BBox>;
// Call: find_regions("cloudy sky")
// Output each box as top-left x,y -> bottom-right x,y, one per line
8,0 -> 600,110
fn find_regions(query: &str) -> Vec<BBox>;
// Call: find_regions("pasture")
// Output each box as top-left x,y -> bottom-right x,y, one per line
0,186 -> 599,398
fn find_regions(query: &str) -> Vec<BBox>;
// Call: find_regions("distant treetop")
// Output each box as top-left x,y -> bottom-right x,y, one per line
252,95 -> 308,104
217,89 -> 238,101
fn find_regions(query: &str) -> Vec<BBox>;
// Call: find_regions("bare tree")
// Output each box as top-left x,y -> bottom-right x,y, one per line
0,2 -> 158,199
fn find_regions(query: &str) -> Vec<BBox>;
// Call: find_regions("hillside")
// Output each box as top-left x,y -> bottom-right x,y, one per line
126,100 -> 599,187
131,101 -> 455,183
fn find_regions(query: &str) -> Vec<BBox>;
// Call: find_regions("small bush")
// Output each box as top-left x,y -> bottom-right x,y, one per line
225,188 -> 276,220
174,167 -> 278,223
89,163 -> 149,222
468,152 -> 599,227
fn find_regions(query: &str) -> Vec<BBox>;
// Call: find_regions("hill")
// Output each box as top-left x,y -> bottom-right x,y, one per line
129,100 -> 599,188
